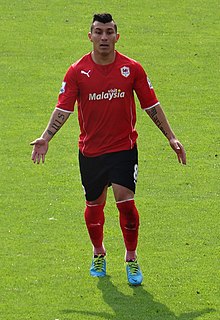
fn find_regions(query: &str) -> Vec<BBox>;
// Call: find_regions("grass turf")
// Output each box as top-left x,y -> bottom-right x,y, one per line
0,0 -> 219,319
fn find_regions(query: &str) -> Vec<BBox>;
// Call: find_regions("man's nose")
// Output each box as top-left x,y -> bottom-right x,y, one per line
101,32 -> 108,40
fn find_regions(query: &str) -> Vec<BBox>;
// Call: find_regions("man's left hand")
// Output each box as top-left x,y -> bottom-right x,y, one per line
169,138 -> 186,165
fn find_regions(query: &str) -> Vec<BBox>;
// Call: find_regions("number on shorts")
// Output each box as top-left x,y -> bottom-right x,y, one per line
133,164 -> 138,184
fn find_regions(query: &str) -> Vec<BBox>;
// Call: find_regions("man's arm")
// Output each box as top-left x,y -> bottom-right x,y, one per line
146,104 -> 186,165
30,109 -> 70,164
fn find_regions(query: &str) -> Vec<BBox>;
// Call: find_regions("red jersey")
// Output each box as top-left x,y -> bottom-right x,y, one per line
56,51 -> 159,157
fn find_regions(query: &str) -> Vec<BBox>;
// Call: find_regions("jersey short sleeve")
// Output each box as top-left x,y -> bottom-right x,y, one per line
134,62 -> 159,110
55,64 -> 79,113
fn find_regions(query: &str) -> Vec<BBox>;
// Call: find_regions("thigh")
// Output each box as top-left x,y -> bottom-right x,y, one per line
112,183 -> 134,202
79,151 -> 109,202
109,146 -> 138,195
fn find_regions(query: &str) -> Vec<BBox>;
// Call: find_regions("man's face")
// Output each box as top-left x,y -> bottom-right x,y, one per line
88,21 -> 119,56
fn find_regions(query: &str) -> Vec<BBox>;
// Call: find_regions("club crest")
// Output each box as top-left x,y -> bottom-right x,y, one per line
120,66 -> 130,78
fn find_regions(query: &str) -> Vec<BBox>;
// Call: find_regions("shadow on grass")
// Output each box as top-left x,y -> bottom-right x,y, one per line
61,276 -> 215,319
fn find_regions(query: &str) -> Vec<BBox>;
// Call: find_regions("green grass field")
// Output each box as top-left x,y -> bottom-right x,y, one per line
0,0 -> 219,319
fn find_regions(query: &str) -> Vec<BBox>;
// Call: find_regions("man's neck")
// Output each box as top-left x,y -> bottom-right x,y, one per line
91,51 -> 116,65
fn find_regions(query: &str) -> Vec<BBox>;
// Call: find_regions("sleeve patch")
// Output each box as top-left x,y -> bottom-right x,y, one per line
147,77 -> 153,89
59,81 -> 66,94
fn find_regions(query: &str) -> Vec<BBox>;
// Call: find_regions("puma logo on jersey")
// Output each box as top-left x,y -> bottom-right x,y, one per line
81,70 -> 91,77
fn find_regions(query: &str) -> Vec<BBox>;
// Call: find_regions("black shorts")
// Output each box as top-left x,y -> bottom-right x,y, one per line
79,146 -> 138,201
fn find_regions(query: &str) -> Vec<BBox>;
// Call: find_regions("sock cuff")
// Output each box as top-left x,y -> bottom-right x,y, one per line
86,201 -> 105,209
116,198 -> 134,205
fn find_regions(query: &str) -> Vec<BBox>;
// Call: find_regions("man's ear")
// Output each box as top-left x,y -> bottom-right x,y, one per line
88,32 -> 92,42
115,33 -> 120,42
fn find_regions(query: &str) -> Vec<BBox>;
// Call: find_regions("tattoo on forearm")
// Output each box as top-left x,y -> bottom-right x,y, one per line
47,113 -> 66,137
149,107 -> 168,137
47,129 -> 54,136
51,119 -> 62,131
159,125 -> 168,137
57,112 -> 65,121
150,107 -> 157,118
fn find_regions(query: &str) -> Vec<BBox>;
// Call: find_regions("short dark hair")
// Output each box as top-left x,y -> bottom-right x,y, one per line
91,13 -> 117,33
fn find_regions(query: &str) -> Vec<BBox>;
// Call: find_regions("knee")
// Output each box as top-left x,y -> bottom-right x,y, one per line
84,203 -> 105,225
117,199 -> 139,230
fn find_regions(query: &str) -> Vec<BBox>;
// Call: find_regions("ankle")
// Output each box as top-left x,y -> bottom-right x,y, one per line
125,250 -> 137,262
93,245 -> 106,256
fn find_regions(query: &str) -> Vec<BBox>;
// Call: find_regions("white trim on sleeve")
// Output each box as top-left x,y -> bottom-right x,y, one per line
143,102 -> 160,111
56,107 -> 73,114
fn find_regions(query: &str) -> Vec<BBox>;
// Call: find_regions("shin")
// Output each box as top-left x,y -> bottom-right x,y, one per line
84,203 -> 106,255
117,199 -> 140,261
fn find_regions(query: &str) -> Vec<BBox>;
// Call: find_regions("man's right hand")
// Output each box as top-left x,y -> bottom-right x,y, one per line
30,138 -> 49,164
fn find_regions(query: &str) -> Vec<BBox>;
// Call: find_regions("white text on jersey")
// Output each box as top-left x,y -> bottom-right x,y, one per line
89,88 -> 125,101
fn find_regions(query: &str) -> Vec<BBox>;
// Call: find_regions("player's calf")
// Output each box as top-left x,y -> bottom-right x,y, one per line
116,199 -> 139,257
84,202 -> 106,255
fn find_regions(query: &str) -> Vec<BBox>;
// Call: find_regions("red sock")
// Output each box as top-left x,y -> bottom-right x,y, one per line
117,199 -> 139,252
84,203 -> 105,249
